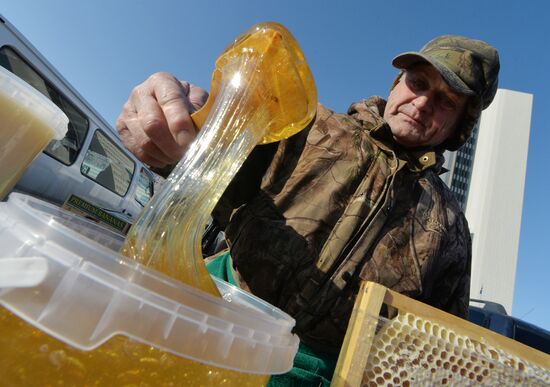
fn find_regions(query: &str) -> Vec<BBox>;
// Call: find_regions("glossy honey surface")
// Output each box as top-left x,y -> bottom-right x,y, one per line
0,308 -> 268,386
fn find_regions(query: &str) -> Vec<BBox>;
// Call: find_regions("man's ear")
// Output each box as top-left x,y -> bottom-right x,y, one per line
440,97 -> 480,151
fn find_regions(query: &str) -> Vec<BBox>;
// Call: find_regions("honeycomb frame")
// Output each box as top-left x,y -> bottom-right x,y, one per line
332,281 -> 550,386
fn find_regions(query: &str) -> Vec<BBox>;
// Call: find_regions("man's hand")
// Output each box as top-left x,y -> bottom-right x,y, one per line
116,72 -> 209,168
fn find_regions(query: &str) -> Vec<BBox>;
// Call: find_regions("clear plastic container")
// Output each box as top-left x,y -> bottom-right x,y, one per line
0,66 -> 68,199
0,193 -> 299,385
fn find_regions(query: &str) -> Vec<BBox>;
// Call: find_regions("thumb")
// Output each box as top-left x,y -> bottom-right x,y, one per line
181,81 -> 209,112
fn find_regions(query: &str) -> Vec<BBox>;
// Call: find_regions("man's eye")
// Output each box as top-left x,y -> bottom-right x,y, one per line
440,96 -> 457,110
408,76 -> 426,91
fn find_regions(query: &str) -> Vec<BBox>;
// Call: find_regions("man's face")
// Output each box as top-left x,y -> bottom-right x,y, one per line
383,64 -> 468,148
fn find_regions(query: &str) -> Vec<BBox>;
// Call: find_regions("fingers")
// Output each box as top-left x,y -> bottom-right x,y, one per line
148,74 -> 197,153
116,72 -> 208,168
183,81 -> 209,112
133,73 -> 192,162
116,103 -> 173,167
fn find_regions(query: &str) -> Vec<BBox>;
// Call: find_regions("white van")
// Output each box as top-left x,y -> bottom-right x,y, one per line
0,14 -> 158,233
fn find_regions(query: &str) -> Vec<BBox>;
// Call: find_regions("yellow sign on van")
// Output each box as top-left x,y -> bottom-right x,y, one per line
62,194 -> 130,234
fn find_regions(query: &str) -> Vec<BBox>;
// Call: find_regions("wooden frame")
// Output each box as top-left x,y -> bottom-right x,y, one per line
332,281 -> 550,386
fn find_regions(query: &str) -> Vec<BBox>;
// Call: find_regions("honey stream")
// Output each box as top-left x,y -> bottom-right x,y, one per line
122,22 -> 317,296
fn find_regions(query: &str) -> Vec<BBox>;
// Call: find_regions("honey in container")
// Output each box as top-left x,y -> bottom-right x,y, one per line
0,66 -> 68,199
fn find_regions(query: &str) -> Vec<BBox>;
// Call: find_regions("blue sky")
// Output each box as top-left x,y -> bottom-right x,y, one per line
2,1 -> 549,330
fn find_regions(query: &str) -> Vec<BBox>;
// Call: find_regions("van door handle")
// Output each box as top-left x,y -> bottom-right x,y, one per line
121,208 -> 131,216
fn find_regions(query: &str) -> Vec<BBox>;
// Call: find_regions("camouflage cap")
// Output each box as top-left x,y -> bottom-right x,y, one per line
392,35 -> 500,150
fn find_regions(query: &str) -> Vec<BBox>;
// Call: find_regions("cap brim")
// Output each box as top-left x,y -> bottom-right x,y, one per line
392,52 -> 475,96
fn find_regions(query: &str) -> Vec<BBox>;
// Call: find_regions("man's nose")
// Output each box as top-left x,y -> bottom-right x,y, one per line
412,94 -> 433,112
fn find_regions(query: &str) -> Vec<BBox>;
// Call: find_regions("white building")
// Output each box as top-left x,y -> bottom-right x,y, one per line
441,89 -> 533,314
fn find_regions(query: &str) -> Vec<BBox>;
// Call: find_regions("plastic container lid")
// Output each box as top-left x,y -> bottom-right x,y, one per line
0,193 -> 299,374
0,66 -> 68,140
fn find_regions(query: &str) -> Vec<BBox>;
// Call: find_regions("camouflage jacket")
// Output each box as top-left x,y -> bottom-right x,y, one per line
213,97 -> 472,354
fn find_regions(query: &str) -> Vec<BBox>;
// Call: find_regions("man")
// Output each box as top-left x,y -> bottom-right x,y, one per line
117,35 -> 499,381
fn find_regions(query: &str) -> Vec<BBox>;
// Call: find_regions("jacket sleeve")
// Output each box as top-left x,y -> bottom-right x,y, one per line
424,212 -> 472,318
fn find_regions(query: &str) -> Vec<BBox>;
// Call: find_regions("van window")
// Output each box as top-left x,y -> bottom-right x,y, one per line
135,168 -> 154,206
81,129 -> 135,196
0,46 -> 88,165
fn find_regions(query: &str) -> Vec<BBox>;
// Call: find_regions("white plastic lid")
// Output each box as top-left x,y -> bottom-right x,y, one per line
0,193 -> 299,374
0,66 -> 68,140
